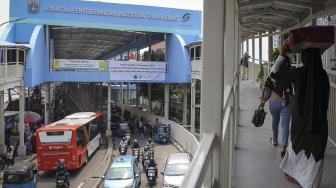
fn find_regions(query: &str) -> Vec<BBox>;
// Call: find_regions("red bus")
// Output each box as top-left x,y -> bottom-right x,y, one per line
36,112 -> 103,171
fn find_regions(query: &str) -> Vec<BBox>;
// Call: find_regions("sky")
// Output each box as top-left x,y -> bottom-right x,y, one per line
0,0 -> 271,61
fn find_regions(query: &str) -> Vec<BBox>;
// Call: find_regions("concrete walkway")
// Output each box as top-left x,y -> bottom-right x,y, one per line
234,80 -> 336,188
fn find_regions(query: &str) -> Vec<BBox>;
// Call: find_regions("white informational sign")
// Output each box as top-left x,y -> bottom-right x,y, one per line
52,59 -> 107,71
109,61 -> 166,81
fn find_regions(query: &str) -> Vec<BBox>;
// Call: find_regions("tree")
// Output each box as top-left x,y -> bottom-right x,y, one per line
142,48 -> 165,61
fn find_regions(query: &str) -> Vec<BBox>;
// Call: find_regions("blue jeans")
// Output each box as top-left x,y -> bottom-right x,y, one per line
269,100 -> 292,147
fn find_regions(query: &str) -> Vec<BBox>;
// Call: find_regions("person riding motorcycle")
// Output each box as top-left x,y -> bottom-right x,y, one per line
141,145 -> 151,167
146,138 -> 155,149
6,146 -> 15,167
146,157 -> 158,179
132,139 -> 140,149
56,159 -> 69,186
119,137 -> 128,153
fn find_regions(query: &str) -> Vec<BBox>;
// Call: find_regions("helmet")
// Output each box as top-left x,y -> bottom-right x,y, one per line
144,145 -> 149,151
150,156 -> 154,163
9,146 -> 14,151
134,139 -> 138,144
58,159 -> 65,165
148,138 -> 152,143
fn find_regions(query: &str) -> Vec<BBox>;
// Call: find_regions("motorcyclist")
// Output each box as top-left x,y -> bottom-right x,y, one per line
6,146 -> 14,167
132,139 -> 140,149
119,137 -> 128,153
146,138 -> 155,149
141,145 -> 151,167
146,157 -> 158,179
56,159 -> 69,186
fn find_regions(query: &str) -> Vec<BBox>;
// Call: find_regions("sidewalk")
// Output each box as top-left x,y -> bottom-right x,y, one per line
233,80 -> 336,188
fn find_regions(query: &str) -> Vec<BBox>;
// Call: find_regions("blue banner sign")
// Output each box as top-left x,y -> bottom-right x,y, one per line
10,0 -> 201,35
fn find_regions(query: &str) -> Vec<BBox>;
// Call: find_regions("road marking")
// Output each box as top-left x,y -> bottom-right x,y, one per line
77,182 -> 84,188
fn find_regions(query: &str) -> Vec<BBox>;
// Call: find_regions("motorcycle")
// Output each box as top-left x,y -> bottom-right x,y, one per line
132,148 -> 140,162
119,144 -> 127,155
147,166 -> 157,186
142,156 -> 150,171
56,174 -> 69,188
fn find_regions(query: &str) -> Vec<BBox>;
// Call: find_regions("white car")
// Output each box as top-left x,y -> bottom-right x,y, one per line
161,153 -> 191,188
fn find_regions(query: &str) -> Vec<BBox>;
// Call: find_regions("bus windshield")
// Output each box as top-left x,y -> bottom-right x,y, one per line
38,130 -> 72,144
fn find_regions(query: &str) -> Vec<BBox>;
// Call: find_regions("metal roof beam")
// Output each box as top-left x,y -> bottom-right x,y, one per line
239,0 -> 324,10
240,9 -> 302,20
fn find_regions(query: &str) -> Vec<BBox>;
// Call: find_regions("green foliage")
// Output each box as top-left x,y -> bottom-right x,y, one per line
272,48 -> 280,62
256,62 -> 265,88
142,48 -> 165,61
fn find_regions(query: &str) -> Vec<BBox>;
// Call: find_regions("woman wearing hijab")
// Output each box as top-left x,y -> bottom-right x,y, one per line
270,47 -> 330,188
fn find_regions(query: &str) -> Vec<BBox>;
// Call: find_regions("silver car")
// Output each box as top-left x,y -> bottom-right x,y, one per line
161,153 -> 191,188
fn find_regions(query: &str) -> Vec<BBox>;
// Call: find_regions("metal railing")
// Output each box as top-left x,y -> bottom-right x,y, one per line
182,68 -> 240,188
126,106 -> 200,156
0,62 -> 24,87
325,69 -> 336,146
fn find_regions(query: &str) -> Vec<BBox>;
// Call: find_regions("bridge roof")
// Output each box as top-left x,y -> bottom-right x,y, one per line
239,0 -> 336,38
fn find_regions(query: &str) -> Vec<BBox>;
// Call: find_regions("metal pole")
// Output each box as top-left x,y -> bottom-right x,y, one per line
252,36 -> 255,83
183,84 -> 188,126
18,85 -> 26,156
148,83 -> 152,112
164,84 -> 169,119
268,34 -> 273,75
44,83 -> 49,124
259,35 -> 263,85
0,90 -> 6,154
107,83 -> 111,136
190,80 -> 196,134
136,83 -> 139,108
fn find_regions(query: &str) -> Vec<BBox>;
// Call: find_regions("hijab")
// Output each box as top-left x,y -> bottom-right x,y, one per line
298,48 -> 328,132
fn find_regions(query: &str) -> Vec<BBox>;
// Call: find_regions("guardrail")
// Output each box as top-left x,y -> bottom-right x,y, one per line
126,107 -> 200,157
0,63 -> 24,87
182,68 -> 240,188
325,69 -> 336,146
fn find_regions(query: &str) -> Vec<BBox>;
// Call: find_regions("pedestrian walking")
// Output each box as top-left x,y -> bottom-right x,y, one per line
260,47 -> 294,157
271,47 -> 330,188
240,52 -> 250,80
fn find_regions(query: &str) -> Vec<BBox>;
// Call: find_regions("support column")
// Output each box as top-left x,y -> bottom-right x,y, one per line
268,34 -> 273,75
107,83 -> 111,136
148,83 -> 151,112
18,86 -> 26,157
182,84 -> 188,126
199,0 -> 225,186
44,83 -> 50,125
190,80 -> 196,134
246,39 -> 249,55
121,82 -> 124,109
0,90 -> 6,154
259,35 -> 263,87
279,33 -> 285,54
127,82 -> 130,106
136,83 -> 139,108
164,84 -> 169,119
252,36 -> 255,82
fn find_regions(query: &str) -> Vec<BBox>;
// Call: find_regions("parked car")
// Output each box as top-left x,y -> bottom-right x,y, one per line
102,155 -> 141,188
161,153 -> 191,188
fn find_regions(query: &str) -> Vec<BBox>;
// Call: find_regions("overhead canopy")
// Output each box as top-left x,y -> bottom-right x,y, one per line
51,26 -> 147,59
239,0 -> 336,38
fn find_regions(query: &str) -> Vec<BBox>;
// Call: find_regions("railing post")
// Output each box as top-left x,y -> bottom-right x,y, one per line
252,37 -> 255,83
0,90 -> 6,154
201,0 -> 226,186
